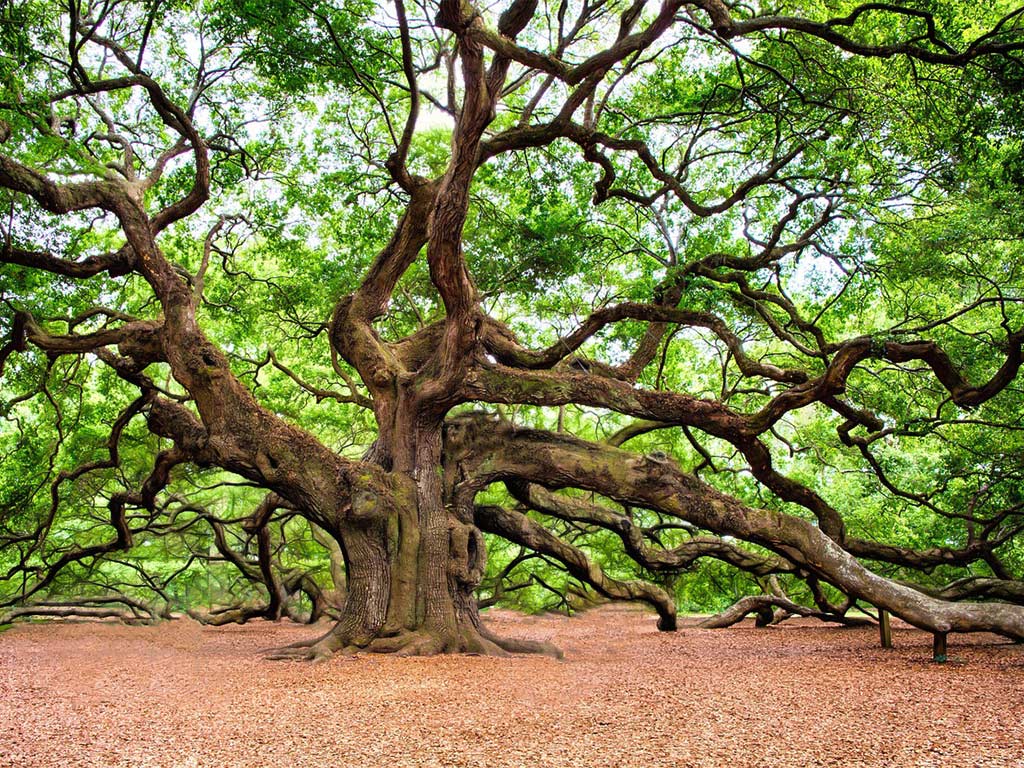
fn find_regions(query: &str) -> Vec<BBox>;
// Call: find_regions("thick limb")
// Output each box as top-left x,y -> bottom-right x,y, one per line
698,595 -> 873,629
448,417 -> 1024,640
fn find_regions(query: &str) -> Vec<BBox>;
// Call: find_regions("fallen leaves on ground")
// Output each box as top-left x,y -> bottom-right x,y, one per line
1,606 -> 1022,767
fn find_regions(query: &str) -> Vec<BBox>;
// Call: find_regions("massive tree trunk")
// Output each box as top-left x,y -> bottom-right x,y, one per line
270,390 -> 559,659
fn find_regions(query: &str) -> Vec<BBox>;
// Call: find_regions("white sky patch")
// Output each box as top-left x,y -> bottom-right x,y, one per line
417,107 -> 455,132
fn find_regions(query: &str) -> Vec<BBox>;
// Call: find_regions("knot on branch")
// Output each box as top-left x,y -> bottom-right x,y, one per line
346,471 -> 396,526
350,486 -> 384,521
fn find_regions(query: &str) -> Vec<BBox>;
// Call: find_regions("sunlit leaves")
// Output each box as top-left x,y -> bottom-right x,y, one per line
205,0 -> 390,95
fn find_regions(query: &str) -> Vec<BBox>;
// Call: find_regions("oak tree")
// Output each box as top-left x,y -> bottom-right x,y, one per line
3,0 -> 1024,658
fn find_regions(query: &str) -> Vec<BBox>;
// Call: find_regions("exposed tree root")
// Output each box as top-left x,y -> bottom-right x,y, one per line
264,622 -> 563,660
265,634 -> 347,662
263,625 -> 345,661
479,626 -> 564,659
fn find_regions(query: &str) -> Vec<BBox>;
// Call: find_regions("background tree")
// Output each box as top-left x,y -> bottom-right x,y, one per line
2,0 -> 1024,658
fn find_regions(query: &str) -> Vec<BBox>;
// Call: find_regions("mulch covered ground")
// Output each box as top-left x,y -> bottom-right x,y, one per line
1,605 -> 1022,767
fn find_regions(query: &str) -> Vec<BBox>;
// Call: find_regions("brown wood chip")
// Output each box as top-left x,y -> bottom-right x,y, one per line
2,605 -> 1022,767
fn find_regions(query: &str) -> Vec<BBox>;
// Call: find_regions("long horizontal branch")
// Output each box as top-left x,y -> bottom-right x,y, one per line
16,311 -> 162,359
481,119 -> 805,217
470,1 -> 1022,91
446,416 -> 1024,639
508,481 -> 795,576
1,244 -> 134,278
698,594 -> 872,629
0,153 -> 117,213
908,576 -> 1024,605
468,323 -> 1024,441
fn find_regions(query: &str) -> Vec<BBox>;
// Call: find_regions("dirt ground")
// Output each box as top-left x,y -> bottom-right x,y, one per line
1,605 -> 1022,768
